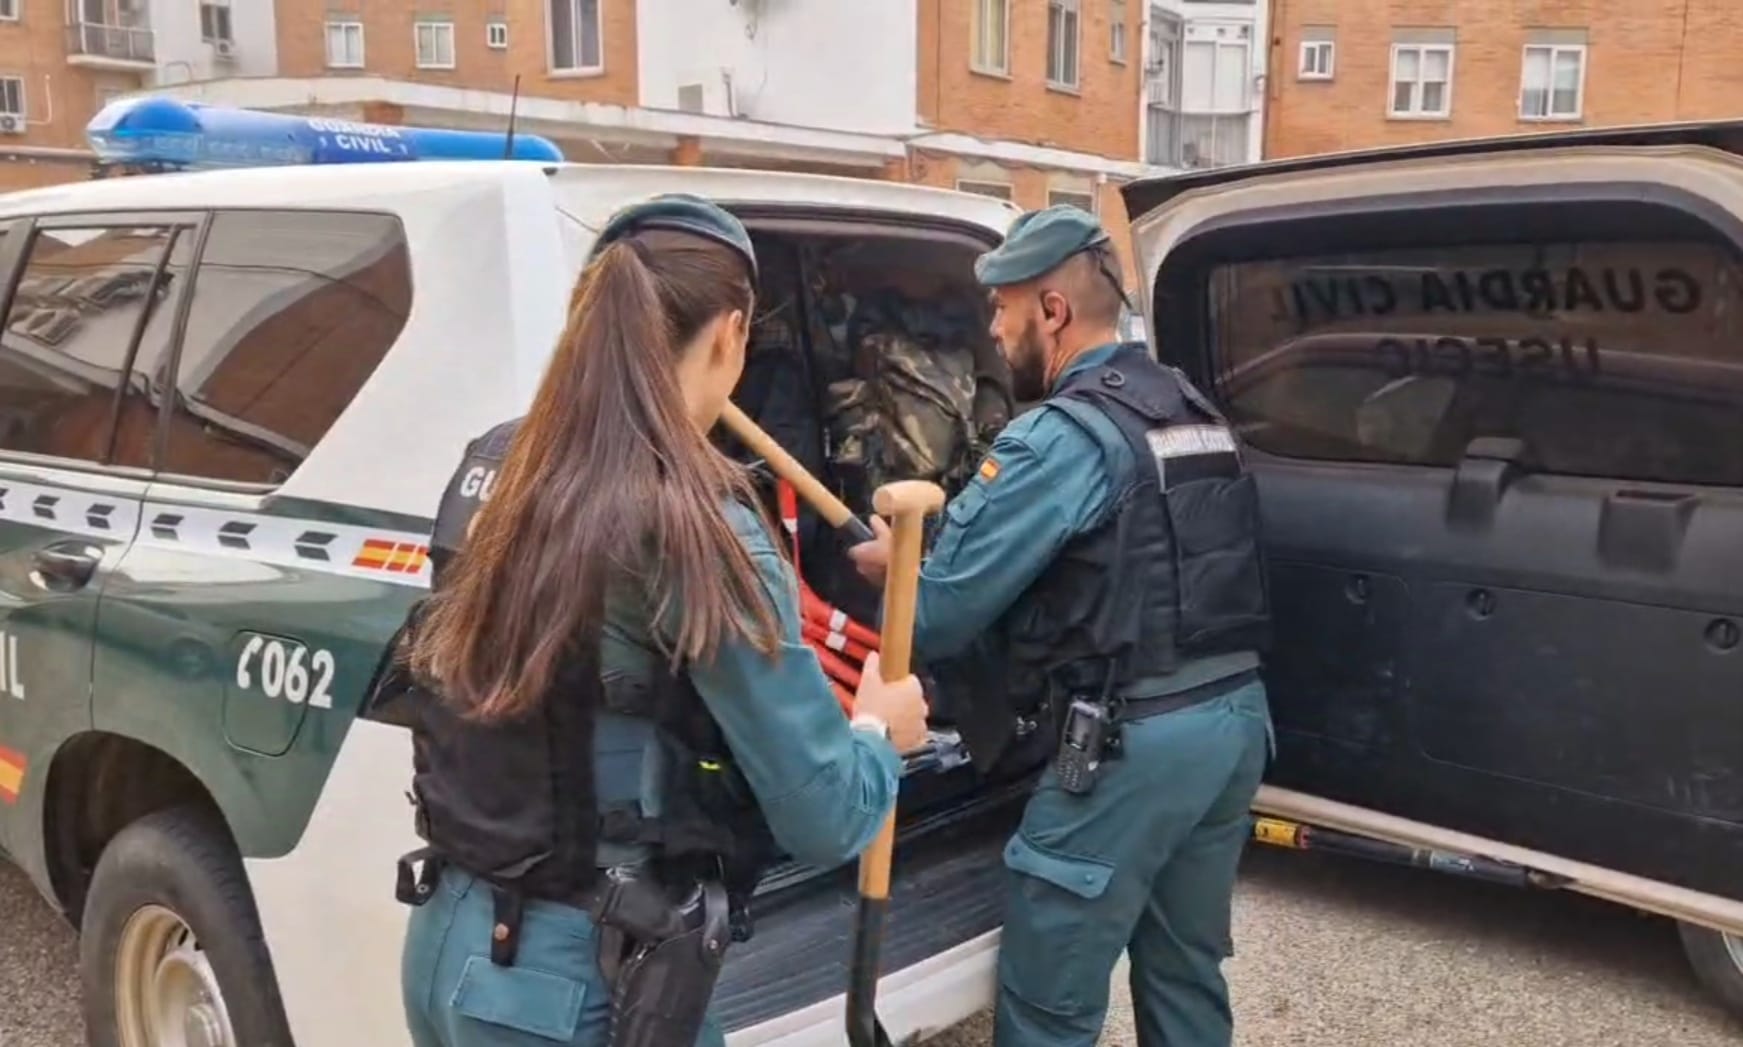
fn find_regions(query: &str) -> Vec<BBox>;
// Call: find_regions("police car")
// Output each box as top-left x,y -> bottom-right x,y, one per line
0,94 -> 1739,1047
0,99 -> 1030,1047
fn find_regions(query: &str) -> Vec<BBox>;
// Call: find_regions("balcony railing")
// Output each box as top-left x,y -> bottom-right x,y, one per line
67,21 -> 155,64
1146,108 -> 1252,170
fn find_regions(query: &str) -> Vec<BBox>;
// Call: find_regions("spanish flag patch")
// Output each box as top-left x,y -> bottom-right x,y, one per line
978,456 -> 1001,483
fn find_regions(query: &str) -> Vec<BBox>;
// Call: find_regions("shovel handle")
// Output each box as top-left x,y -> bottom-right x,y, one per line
719,402 -> 875,544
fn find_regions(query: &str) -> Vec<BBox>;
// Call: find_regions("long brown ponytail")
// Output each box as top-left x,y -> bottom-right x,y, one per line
406,229 -> 777,722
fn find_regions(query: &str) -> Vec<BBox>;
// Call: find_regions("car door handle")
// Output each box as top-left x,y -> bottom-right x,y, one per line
33,541 -> 103,591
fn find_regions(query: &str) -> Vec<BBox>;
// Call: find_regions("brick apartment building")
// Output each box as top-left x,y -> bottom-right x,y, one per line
0,1 -> 1256,289
253,0 -> 1161,276
1265,0 -> 1743,159
0,0 -> 277,191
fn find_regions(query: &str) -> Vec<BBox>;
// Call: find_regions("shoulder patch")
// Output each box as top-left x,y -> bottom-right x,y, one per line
978,456 -> 1001,483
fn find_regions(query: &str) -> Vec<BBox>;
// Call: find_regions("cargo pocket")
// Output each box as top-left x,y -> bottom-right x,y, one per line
998,832 -> 1117,1017
927,481 -> 989,564
449,955 -> 588,1045
1164,472 -> 1268,646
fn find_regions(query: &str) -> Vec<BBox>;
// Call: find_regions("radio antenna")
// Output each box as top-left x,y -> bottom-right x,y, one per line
503,74 -> 521,158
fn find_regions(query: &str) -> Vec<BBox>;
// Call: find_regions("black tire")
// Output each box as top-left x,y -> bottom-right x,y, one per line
79,804 -> 295,1047
1677,920 -> 1743,1022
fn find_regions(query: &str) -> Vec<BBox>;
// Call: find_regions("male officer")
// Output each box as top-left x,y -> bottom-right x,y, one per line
850,205 -> 1274,1047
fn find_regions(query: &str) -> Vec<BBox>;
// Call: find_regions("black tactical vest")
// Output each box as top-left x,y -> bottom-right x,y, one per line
393,419 -> 779,911
1003,344 -> 1270,712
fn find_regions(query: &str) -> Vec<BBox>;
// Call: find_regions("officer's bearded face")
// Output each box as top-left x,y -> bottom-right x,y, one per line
1007,316 -> 1051,402
989,288 -> 1052,402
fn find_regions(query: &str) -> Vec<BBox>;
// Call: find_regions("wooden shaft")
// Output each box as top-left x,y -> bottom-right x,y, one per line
858,479 -> 946,901
719,401 -> 858,530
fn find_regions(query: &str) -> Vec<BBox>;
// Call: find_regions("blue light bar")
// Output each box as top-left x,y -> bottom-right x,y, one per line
85,96 -> 564,170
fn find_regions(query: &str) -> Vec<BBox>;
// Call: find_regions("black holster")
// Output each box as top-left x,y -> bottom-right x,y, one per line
594,866 -> 733,1047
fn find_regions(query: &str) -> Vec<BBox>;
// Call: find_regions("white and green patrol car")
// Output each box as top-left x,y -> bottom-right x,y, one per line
10,120 -> 1743,1047
0,159 -> 1030,1047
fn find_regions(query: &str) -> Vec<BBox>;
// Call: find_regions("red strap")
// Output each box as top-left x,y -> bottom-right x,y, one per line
776,479 -> 801,571
803,618 -> 873,663
831,680 -> 856,715
814,643 -> 864,689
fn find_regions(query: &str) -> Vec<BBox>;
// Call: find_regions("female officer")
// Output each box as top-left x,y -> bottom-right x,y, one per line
395,195 -> 929,1046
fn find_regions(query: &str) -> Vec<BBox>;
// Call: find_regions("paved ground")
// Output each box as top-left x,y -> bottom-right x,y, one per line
2,845 -> 1737,1046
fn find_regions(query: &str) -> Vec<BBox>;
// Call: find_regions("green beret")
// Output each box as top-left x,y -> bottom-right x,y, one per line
592,193 -> 758,281
974,205 -> 1111,287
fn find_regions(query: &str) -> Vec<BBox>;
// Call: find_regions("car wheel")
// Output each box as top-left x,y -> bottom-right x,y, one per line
1677,920 -> 1743,1021
79,804 -> 294,1047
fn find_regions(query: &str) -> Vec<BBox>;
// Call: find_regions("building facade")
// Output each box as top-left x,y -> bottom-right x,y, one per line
1141,0 -> 1269,172
0,0 -> 276,190
1265,0 -> 1743,159
0,1 -> 1285,287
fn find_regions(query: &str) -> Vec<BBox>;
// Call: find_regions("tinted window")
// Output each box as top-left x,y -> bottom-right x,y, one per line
1207,237 -> 1743,487
0,222 -> 183,466
160,210 -> 412,486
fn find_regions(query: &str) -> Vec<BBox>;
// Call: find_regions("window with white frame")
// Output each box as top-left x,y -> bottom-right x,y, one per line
325,20 -> 364,68
0,78 -> 22,118
1110,0 -> 1127,63
415,20 -> 456,69
200,0 -> 231,42
0,0 -> 17,21
1049,188 -> 1095,212
1390,43 -> 1452,118
1520,43 -> 1584,120
956,180 -> 1014,201
1183,27 -> 1252,114
972,0 -> 1009,74
1047,0 -> 1080,89
487,20 -> 508,49
549,0 -> 602,72
1299,39 -> 1334,79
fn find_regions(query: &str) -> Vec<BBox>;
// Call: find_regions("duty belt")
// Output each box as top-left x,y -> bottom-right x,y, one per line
1115,667 -> 1259,724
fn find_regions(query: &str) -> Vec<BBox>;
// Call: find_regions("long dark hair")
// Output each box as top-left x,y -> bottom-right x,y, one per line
406,228 -> 777,722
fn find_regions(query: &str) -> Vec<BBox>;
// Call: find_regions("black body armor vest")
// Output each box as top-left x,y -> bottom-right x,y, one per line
390,420 -> 779,912
1003,344 -> 1271,713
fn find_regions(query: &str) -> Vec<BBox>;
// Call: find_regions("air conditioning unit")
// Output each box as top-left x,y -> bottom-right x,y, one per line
212,37 -> 237,59
0,114 -> 23,135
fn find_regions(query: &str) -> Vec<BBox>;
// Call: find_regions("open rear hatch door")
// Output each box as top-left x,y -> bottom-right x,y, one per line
1118,134 -> 1743,926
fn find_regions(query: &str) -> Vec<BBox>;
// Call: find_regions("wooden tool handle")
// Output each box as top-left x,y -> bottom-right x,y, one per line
719,402 -> 874,543
858,479 -> 947,901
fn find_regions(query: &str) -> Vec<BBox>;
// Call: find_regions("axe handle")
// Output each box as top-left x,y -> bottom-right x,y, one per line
719,402 -> 875,544
846,480 -> 945,1047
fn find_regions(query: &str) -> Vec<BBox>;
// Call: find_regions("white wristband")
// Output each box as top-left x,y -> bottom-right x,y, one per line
850,712 -> 891,739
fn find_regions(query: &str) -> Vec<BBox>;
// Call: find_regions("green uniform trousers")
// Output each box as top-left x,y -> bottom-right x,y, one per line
401,865 -> 726,1047
993,677 -> 1272,1047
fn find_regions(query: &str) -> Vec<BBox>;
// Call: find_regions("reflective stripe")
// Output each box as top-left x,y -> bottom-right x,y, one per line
0,477 -> 144,542
0,475 -> 435,588
135,501 -> 433,588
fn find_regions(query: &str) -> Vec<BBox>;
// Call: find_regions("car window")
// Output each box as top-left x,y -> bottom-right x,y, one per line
1207,237 -> 1743,486
159,209 -> 413,486
0,221 -> 185,467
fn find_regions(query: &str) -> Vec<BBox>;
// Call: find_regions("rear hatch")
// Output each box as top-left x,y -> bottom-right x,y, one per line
1118,128 -> 1743,905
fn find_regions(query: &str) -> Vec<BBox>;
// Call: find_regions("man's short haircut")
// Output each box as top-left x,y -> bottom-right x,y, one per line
1063,242 -> 1128,328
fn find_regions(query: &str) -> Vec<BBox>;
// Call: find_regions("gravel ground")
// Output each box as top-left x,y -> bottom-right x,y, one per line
0,863 -> 83,1047
2,845 -> 1737,1047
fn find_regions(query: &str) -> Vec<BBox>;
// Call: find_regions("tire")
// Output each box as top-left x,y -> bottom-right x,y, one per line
1677,920 -> 1743,1022
79,804 -> 295,1047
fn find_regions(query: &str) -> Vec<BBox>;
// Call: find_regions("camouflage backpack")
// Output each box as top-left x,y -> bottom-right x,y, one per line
814,286 -> 1012,507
